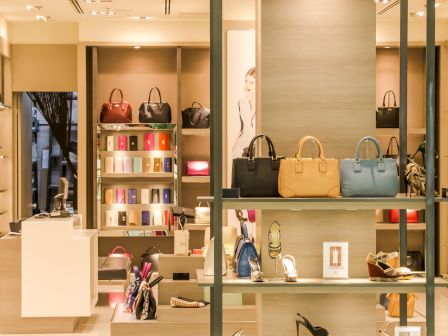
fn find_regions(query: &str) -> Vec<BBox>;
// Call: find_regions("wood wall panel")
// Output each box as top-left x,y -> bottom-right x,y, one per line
260,1 -> 376,335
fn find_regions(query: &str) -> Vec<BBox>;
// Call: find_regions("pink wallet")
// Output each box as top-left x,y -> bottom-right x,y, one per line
186,161 -> 209,176
117,135 -> 127,151
144,133 -> 155,151
116,188 -> 126,204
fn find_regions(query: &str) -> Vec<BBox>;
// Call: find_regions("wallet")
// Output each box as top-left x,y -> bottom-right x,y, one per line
128,189 -> 137,204
151,189 -> 160,204
123,157 -> 133,173
159,133 -> 169,150
104,188 -> 114,204
105,210 -> 115,226
118,211 -> 127,226
117,135 -> 127,151
142,210 -> 150,226
162,188 -> 171,204
129,136 -> 138,151
143,158 -> 152,173
153,209 -> 163,226
163,157 -> 172,172
114,157 -> 124,173
153,158 -> 162,172
106,136 -> 114,151
128,210 -> 137,226
141,188 -> 150,204
144,133 -> 155,151
104,157 -> 114,173
116,188 -> 126,204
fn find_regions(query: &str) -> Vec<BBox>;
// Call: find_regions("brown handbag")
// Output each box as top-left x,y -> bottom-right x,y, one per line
100,88 -> 133,123
387,293 -> 415,318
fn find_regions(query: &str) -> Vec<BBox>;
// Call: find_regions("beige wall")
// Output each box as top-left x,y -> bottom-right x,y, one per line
377,18 -> 448,44
11,44 -> 77,92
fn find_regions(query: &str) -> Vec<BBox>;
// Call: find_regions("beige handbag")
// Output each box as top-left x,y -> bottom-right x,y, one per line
278,136 -> 340,198
195,202 -> 210,224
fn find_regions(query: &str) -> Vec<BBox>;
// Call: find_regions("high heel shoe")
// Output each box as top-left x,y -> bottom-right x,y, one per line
282,254 -> 298,282
296,313 -> 329,336
366,253 -> 415,281
249,255 -> 264,282
268,220 -> 281,259
232,329 -> 245,336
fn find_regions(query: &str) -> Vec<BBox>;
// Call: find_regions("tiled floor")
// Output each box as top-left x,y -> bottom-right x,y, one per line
2,289 -> 448,336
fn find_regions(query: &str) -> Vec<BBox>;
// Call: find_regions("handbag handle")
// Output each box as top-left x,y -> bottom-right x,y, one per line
188,102 -> 204,127
354,136 -> 384,160
197,202 -> 210,208
148,87 -> 163,103
295,136 -> 325,160
192,101 -> 203,109
247,134 -> 277,160
382,90 -> 397,108
386,136 -> 399,156
109,88 -> 124,104
143,246 -> 160,255
110,245 -> 132,258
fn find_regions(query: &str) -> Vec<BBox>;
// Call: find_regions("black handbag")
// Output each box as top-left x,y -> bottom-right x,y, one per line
139,87 -> 172,123
181,102 -> 210,128
407,250 -> 424,271
140,246 -> 161,271
134,275 -> 163,320
384,136 -> 399,160
231,134 -> 283,197
376,90 -> 399,128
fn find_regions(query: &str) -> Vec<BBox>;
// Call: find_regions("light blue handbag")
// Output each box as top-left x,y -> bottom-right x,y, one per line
340,136 -> 398,197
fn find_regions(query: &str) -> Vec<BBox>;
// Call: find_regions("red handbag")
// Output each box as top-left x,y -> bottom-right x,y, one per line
100,88 -> 132,123
389,209 -> 418,223
186,161 -> 209,176
108,245 -> 133,260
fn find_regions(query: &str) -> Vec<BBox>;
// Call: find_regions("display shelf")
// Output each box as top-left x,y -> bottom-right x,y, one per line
434,277 -> 448,287
196,270 -> 426,294
101,151 -> 175,158
376,223 -> 426,231
101,225 -> 168,231
101,204 -> 173,210
184,223 -> 209,230
375,128 -> 426,136
181,129 -> 210,136
98,123 -> 177,132
182,176 -> 210,183
99,230 -> 173,237
101,173 -> 175,179
197,194 -> 428,210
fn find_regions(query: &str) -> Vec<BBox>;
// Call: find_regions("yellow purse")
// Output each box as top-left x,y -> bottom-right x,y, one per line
387,293 -> 415,318
278,136 -> 340,198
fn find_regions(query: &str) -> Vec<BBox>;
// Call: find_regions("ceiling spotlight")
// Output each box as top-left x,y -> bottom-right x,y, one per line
26,5 -> 42,11
134,46 -> 141,49
374,0 -> 390,3
90,9 -> 114,16
36,15 -> 50,21
384,46 -> 391,49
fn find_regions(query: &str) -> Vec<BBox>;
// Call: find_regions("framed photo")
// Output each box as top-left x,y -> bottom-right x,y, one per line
323,242 -> 349,279
395,326 -> 421,336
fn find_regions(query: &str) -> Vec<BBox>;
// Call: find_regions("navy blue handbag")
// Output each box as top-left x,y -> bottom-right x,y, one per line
236,220 -> 259,278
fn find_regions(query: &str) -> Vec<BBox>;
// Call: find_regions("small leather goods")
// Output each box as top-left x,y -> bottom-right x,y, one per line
158,133 -> 169,151
340,136 -> 398,197
117,135 -> 127,151
144,133 -> 155,151
139,87 -> 172,123
129,136 -> 138,151
104,188 -> 113,204
116,188 -> 126,204
118,211 -> 127,226
128,210 -> 137,226
387,293 -> 415,318
141,188 -> 150,204
163,157 -> 172,172
232,134 -> 282,197
100,88 -> 133,123
141,211 -> 150,226
153,158 -> 163,172
143,158 -> 152,173
106,136 -> 114,151
389,209 -> 418,223
105,210 -> 115,226
133,157 -> 142,173
114,157 -> 124,173
278,135 -> 340,198
182,102 -> 210,129
151,189 -> 160,203
186,161 -> 209,176
204,238 -> 227,276
195,202 -> 210,224
104,157 -> 114,173
376,90 -> 399,128
123,157 -> 133,173
128,189 -> 137,204
162,188 -> 171,204
407,250 -> 424,271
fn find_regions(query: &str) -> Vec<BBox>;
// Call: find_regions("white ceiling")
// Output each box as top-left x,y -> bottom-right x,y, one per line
0,0 -> 210,22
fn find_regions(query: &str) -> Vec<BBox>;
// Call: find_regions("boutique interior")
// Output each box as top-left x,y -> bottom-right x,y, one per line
1,0 -> 448,336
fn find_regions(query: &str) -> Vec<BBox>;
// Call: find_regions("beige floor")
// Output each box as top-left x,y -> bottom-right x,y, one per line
2,289 -> 448,336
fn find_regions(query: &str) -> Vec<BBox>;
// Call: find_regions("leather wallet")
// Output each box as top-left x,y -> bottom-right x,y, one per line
116,188 -> 126,204
118,211 -> 127,226
142,210 -> 150,226
162,188 -> 171,204
143,158 -> 152,173
159,132 -> 169,150
153,209 -> 163,226
151,189 -> 160,204
123,157 -> 133,173
106,136 -> 114,151
104,157 -> 114,173
105,210 -> 115,226
153,158 -> 162,172
128,189 -> 137,204
163,157 -> 172,172
144,133 -> 155,151
133,157 -> 142,173
114,157 -> 124,173
105,188 -> 114,204
129,136 -> 138,151
128,210 -> 137,226
117,135 -> 127,151
141,188 -> 150,204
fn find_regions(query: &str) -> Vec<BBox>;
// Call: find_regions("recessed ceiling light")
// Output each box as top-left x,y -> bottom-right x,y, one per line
384,46 -> 391,49
134,46 -> 141,49
130,16 -> 155,20
374,0 -> 390,3
36,15 -> 50,21
26,5 -> 42,11
89,9 -> 115,16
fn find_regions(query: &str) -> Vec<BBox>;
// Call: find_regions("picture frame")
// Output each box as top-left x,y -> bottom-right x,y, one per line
323,242 -> 349,279
394,326 -> 421,336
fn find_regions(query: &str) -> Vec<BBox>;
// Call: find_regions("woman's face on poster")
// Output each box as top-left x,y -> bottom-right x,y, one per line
244,74 -> 256,95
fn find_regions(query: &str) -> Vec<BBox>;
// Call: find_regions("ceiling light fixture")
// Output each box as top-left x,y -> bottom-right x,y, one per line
134,46 -> 141,49
374,0 -> 390,3
26,5 -> 42,11
89,9 -> 115,16
130,16 -> 155,20
36,15 -> 50,21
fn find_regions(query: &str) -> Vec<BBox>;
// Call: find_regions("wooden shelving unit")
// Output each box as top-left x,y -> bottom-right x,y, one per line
181,176 -> 210,184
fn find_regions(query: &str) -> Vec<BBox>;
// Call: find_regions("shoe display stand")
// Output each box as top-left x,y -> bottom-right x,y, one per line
206,1 -> 444,335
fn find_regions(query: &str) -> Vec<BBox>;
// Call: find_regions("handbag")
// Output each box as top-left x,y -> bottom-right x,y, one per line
384,136 -> 399,160
140,246 -> 161,272
100,88 -> 133,123
194,202 -> 210,224
139,87 -> 172,123
387,293 -> 415,318
186,161 -> 209,176
376,90 -> 399,128
174,216 -> 189,256
108,245 -> 133,260
203,237 -> 227,276
389,209 -> 418,223
407,250 -> 424,271
340,136 -> 398,197
134,275 -> 163,320
232,134 -> 283,197
172,207 -> 195,219
278,135 -> 340,198
182,102 -> 210,128
236,224 -> 259,278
